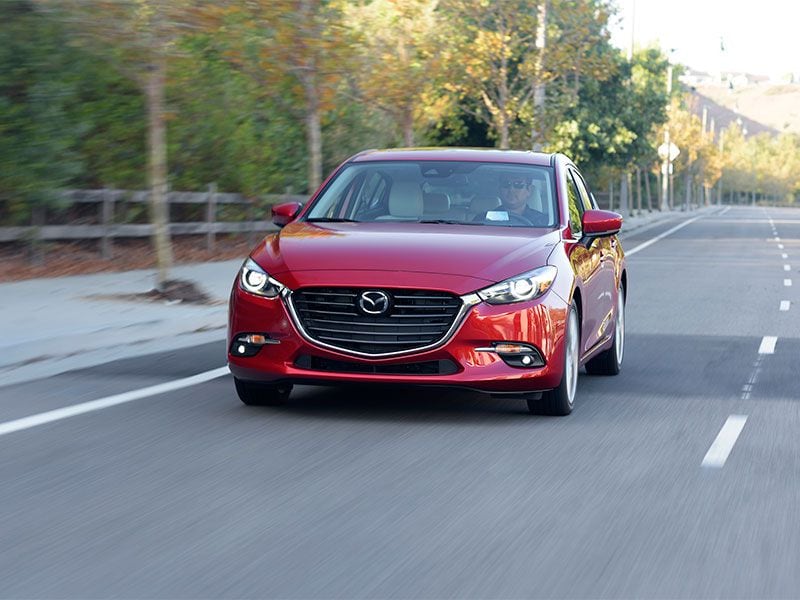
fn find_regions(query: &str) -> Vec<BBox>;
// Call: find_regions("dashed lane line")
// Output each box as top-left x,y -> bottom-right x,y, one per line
780,301 -> 791,311
784,279 -> 792,287
0,366 -> 230,438
702,415 -> 748,468
758,336 -> 778,354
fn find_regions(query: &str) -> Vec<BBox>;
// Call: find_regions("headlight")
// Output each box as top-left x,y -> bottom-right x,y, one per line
477,266 -> 557,304
239,258 -> 285,298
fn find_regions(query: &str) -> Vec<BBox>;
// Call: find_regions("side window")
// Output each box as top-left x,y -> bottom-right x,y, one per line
566,171 -> 584,237
571,170 -> 595,210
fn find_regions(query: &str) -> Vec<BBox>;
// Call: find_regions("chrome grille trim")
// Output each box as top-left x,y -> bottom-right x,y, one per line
285,288 -> 479,358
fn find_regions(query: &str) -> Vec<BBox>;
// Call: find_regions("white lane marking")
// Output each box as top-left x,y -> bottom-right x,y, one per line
779,244 -> 785,249
758,336 -> 778,354
785,279 -> 792,287
626,215 -> 703,256
0,366 -> 230,438
702,415 -> 748,468
782,253 -> 789,259
780,300 -> 791,311
784,264 -> 791,271
720,207 -> 731,215
775,237 -> 781,241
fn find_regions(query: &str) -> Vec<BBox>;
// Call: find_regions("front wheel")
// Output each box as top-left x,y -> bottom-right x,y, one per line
585,283 -> 625,376
528,301 -> 580,416
234,378 -> 293,406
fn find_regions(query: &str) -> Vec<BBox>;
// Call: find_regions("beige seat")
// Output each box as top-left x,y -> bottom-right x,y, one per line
423,192 -> 450,216
376,181 -> 423,220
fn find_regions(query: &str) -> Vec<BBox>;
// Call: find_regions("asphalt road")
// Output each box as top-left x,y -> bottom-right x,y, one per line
1,206 -> 799,598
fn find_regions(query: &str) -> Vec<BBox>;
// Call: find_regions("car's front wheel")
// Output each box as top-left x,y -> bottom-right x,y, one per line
234,378 -> 293,406
528,301 -> 579,416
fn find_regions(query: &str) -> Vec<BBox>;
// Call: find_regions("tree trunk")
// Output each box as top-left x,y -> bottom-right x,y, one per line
609,179 -> 614,211
620,173 -> 629,217
402,108 -> 414,146
530,0 -> 547,151
303,76 -> 323,192
683,169 -> 691,211
644,168 -> 652,211
635,168 -> 642,215
499,113 -> 510,150
146,55 -> 173,290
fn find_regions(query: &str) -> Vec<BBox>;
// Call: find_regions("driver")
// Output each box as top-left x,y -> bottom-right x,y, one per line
493,175 -> 549,226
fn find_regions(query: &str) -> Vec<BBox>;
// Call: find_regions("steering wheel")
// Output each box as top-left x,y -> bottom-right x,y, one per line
505,212 -> 535,226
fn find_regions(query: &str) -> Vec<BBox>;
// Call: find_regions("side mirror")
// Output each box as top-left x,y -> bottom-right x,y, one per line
582,209 -> 622,237
272,202 -> 303,228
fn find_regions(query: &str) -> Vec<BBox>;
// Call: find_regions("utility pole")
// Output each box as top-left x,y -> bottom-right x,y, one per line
660,62 -> 673,211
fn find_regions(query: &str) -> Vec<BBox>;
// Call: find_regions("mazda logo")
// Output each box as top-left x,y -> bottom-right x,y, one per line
358,290 -> 391,315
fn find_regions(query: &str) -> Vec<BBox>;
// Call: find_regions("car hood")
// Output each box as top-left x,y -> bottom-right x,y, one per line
250,221 -> 561,295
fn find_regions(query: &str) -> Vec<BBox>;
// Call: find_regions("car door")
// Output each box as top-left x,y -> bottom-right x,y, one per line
570,168 -> 617,353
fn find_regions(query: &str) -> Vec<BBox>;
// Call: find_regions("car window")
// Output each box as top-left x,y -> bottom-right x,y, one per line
304,161 -> 558,228
570,170 -> 595,210
566,171 -> 585,237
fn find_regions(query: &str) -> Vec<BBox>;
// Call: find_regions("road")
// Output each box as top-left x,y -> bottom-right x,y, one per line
1,206 -> 798,598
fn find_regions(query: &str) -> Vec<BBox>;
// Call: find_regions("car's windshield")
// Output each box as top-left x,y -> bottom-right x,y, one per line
304,161 -> 558,228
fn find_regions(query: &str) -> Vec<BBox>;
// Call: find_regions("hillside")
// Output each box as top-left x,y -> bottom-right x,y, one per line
693,83 -> 800,135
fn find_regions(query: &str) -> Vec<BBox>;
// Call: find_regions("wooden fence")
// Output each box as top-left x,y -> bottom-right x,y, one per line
1,187 -> 305,258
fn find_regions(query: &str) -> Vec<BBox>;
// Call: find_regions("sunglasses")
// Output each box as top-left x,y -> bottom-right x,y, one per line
501,181 -> 529,190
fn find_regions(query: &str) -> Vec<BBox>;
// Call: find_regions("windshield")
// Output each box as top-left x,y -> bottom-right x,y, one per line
304,161 -> 558,228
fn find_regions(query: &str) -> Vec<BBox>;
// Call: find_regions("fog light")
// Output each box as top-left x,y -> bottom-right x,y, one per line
230,333 -> 280,358
476,342 -> 545,369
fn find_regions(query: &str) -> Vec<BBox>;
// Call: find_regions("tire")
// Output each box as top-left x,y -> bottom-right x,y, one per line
585,283 -> 625,376
234,378 -> 293,406
528,301 -> 580,416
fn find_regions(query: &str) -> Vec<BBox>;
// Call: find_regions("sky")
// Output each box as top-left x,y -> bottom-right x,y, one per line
609,0 -> 800,78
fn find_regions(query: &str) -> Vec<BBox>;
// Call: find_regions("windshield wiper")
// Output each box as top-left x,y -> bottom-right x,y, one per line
417,219 -> 482,225
305,217 -> 360,223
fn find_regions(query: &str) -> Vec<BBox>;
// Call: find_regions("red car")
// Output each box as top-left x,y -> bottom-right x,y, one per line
228,149 -> 626,415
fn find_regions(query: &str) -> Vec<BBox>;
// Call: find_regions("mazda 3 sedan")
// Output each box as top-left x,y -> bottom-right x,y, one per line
228,148 -> 626,415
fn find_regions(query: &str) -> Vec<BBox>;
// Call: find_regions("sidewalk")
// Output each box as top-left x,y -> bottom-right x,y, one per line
0,207 -> 713,387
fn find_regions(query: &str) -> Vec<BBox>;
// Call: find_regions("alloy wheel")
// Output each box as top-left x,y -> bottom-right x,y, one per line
565,309 -> 579,406
615,289 -> 625,366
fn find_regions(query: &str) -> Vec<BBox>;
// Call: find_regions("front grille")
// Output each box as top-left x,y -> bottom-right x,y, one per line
294,355 -> 459,375
291,287 -> 463,355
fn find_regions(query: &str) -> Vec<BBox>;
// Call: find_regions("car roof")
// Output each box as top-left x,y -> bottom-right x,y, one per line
350,147 -> 555,167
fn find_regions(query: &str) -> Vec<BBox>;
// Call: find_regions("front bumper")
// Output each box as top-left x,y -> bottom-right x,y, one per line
228,284 -> 569,394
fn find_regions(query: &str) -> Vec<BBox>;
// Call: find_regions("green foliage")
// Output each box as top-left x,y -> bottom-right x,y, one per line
168,33 -> 307,196
547,47 -> 669,182
0,2 -> 83,223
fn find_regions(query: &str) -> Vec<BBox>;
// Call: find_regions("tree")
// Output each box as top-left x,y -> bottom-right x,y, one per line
41,0 -> 216,290
439,0 -> 543,149
214,0 -> 350,192
440,0 -> 616,150
342,0 -> 442,146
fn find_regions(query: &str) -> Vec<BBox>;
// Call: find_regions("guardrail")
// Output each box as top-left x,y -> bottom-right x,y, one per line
1,188 -> 304,258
